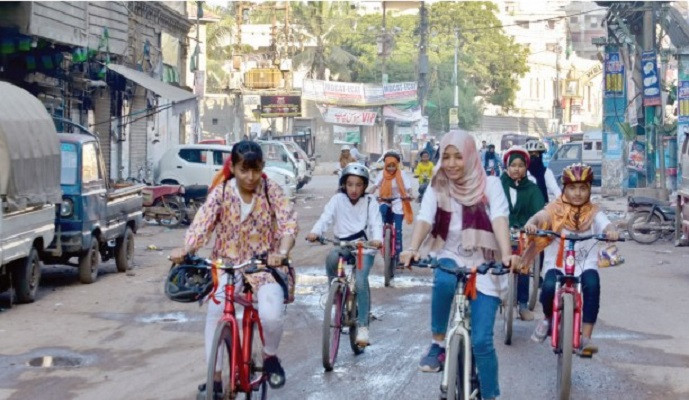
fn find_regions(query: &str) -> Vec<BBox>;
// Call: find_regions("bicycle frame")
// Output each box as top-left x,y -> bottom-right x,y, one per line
218,270 -> 266,394
383,222 -> 397,258
550,241 -> 583,351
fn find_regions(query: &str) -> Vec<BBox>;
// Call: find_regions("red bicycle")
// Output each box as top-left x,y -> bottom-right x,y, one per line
188,255 -> 286,400
533,230 -> 624,400
377,196 -> 411,287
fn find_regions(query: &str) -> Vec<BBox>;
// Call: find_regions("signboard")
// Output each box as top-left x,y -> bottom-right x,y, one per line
333,125 -> 360,144
317,105 -> 377,126
448,108 -> 459,126
678,81 -> 689,124
641,51 -> 661,106
383,105 -> 422,122
604,51 -> 624,98
259,95 -> 301,117
302,79 -> 417,106
628,140 -> 646,173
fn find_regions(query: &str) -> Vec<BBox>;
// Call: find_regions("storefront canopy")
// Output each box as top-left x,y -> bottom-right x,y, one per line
107,64 -> 197,114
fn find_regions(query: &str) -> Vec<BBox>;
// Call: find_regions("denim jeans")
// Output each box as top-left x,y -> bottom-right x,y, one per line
517,273 -> 530,306
429,258 -> 500,399
325,249 -> 375,327
379,204 -> 403,257
540,269 -> 600,324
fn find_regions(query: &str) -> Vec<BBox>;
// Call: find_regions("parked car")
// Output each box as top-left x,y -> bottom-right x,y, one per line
547,131 -> 603,187
257,140 -> 307,190
155,144 -> 297,199
46,120 -> 144,284
0,82 -> 61,304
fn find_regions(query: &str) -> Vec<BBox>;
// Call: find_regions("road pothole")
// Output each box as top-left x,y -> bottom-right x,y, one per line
27,355 -> 84,368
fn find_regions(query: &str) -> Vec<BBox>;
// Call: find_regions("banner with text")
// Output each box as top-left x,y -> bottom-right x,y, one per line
317,104 -> 377,126
303,79 -> 417,106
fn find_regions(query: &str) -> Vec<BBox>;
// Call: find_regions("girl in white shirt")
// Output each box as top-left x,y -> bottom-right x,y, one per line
525,140 -> 562,201
400,131 -> 518,400
307,163 -> 382,346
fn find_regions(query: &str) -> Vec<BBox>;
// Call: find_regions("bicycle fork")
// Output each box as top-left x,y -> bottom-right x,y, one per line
441,291 -> 476,400
550,282 -> 583,351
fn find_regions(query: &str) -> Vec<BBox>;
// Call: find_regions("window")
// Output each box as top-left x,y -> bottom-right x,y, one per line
570,16 -> 579,24
212,118 -> 218,125
547,20 -> 556,30
60,143 -> 78,185
589,17 -> 598,28
82,142 -> 101,183
596,141 -> 603,151
213,151 -> 231,166
560,145 -> 581,160
584,142 -> 593,151
516,20 -> 529,29
179,149 -> 205,164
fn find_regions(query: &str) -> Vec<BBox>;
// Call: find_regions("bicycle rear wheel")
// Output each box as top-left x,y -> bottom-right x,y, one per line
246,324 -> 267,400
207,321 -> 236,400
322,282 -> 346,371
528,257 -> 541,311
557,293 -> 574,400
346,290 -> 365,355
383,228 -> 393,287
503,272 -> 516,345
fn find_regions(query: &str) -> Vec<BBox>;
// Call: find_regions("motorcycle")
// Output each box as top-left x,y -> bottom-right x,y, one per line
142,184 -> 208,227
627,196 -> 676,244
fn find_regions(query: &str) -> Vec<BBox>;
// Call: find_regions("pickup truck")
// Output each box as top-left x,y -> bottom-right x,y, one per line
547,131 -> 603,187
0,82 -> 62,304
45,121 -> 143,284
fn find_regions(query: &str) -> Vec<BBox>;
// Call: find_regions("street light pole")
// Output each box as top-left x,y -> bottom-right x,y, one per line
454,28 -> 459,110
381,1 -> 387,84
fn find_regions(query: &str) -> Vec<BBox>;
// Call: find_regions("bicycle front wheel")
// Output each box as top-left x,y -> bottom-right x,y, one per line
322,282 -> 346,371
207,321 -> 236,400
383,228 -> 393,287
246,323 -> 267,400
347,290 -> 365,355
557,293 -> 574,400
503,273 -> 516,345
528,257 -> 541,311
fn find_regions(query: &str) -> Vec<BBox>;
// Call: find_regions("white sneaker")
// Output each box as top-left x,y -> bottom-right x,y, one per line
355,326 -> 369,346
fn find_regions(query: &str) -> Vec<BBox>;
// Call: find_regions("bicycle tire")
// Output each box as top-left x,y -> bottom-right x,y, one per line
557,293 -> 574,400
322,282 -> 345,371
503,272 -> 516,345
528,257 -> 541,311
443,333 -> 462,400
246,324 -> 267,400
347,290 -> 365,355
383,228 -> 392,287
207,321 -> 236,400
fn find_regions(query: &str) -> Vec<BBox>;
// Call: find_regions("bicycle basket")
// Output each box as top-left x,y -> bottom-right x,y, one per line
164,263 -> 213,303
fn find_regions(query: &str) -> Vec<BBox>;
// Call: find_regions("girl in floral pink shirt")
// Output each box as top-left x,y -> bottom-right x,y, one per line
171,141 -> 297,396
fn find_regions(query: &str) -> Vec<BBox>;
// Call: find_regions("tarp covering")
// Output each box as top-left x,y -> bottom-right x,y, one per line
107,64 -> 197,114
0,81 -> 61,211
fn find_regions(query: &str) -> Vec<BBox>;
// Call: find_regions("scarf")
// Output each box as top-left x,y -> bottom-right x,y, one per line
427,130 -> 499,258
500,171 -> 545,228
520,192 -> 598,269
379,156 -> 413,224
528,154 -> 548,202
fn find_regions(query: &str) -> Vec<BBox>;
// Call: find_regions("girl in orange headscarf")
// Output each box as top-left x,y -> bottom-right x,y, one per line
367,150 -> 413,267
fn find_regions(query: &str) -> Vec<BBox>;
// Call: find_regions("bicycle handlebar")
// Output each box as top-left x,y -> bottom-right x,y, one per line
404,259 -> 509,276
377,196 -> 413,202
181,254 -> 288,271
532,229 -> 625,242
307,236 -> 380,250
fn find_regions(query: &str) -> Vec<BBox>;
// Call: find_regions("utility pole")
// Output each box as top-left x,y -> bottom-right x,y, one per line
643,0 -> 658,190
417,1 -> 428,113
381,1 -> 387,84
453,28 -> 459,127
553,44 -> 562,125
194,0 -> 202,143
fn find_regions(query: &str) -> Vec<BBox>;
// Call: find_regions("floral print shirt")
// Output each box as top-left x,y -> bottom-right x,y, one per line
184,177 -> 298,293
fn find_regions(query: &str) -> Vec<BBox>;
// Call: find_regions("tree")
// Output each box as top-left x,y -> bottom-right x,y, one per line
290,2 -> 359,80
203,4 -> 235,92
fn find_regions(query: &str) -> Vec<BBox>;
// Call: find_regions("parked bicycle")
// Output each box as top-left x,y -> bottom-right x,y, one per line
409,258 -> 508,400
531,230 -> 624,400
181,254 -> 287,400
377,196 -> 412,286
312,237 -> 379,371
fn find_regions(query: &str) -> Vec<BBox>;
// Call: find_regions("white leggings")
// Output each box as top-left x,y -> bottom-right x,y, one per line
205,273 -> 286,366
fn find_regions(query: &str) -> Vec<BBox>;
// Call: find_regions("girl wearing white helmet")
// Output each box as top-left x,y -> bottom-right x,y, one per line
525,140 -> 561,201
306,163 -> 383,346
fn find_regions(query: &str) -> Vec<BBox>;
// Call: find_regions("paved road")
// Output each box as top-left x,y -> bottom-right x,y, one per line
1,174 -> 688,400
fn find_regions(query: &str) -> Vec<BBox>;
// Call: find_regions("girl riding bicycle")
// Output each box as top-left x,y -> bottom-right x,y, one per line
400,130 -> 518,400
523,163 -> 619,357
414,150 -> 434,203
500,145 -> 546,321
524,140 -> 561,202
170,140 -> 298,398
306,163 -> 383,346
368,150 -> 413,268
